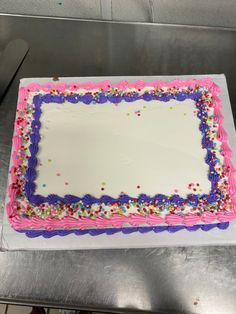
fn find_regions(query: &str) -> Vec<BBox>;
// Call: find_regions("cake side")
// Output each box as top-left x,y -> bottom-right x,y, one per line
6,78 -> 236,236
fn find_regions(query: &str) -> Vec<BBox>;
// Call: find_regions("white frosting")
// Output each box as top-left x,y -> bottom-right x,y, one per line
35,99 -> 211,198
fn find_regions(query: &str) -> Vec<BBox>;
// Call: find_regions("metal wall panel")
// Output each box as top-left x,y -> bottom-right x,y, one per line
0,0 -> 101,20
112,0 -> 151,22
0,1 -> 236,30
153,0 -> 236,28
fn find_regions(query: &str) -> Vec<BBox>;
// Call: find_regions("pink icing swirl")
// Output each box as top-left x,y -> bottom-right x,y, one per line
165,214 -> 183,225
217,211 -> 236,222
217,126 -> 228,141
145,214 -> 164,225
224,156 -> 235,172
17,101 -> 26,111
201,212 -> 217,223
19,87 -> 29,101
229,173 -> 236,193
12,135 -> 21,150
184,215 -> 201,226
12,151 -> 21,167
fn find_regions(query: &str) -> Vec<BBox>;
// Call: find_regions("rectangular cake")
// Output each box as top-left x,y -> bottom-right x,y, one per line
6,77 -> 236,237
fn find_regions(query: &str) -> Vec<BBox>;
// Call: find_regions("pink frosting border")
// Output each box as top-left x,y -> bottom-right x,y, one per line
7,77 -> 236,230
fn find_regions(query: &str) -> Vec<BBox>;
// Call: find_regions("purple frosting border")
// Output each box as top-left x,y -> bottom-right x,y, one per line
17,222 -> 229,238
25,90 -> 222,208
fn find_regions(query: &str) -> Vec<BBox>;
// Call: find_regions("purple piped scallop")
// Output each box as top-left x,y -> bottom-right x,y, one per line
17,222 -> 230,238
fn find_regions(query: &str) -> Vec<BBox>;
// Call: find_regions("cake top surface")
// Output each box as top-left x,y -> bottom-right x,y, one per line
35,98 -> 210,198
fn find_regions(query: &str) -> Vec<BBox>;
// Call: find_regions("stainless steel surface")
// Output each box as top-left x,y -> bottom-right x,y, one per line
0,39 -> 29,103
0,15 -> 236,314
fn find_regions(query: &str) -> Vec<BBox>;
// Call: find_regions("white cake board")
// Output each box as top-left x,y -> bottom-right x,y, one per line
1,74 -> 236,251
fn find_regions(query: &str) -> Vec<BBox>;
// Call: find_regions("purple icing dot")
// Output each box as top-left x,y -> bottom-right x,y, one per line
28,157 -> 37,168
29,144 -> 39,155
30,133 -> 40,144
66,94 -> 80,103
28,194 -> 45,205
81,94 -> 93,104
108,95 -> 122,104
142,93 -> 154,101
100,195 -> 116,204
176,92 -> 187,101
124,93 -> 140,102
159,94 -> 172,102
33,95 -> 43,106
64,195 -> 81,204
26,167 -> 37,181
25,182 -> 36,195
96,94 -> 107,103
47,194 -> 62,204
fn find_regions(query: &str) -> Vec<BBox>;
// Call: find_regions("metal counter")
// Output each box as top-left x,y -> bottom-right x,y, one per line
0,15 -> 236,314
